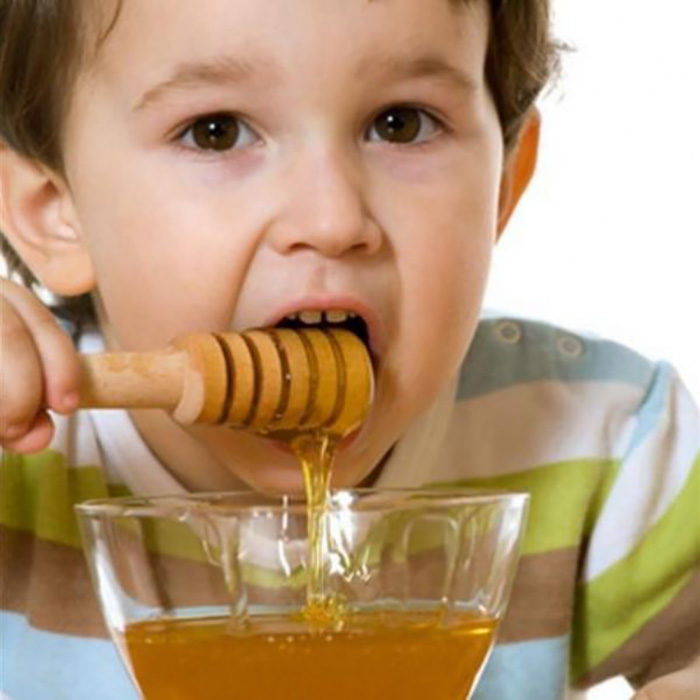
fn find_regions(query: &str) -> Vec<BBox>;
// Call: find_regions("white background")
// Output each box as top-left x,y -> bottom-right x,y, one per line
486,0 -> 700,402
484,1 -> 699,698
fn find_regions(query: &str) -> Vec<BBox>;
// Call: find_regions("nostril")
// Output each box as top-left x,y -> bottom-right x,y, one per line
287,238 -> 367,259
286,241 -> 314,254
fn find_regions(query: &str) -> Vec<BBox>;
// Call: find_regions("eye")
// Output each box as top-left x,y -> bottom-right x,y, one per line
367,106 -> 442,145
179,113 -> 258,152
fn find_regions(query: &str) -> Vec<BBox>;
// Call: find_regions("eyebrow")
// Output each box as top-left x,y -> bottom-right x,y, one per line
133,52 -> 479,113
363,54 -> 481,95
133,55 -> 279,112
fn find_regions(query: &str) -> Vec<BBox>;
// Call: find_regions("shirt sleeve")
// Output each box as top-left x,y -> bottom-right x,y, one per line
571,361 -> 700,688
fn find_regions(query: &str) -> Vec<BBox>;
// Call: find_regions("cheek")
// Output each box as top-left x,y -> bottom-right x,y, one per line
403,222 -> 492,368
69,156 -> 263,348
387,160 -> 498,396
382,132 -> 501,311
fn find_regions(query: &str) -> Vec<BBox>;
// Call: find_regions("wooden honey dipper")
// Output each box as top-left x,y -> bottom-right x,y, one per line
78,328 -> 374,437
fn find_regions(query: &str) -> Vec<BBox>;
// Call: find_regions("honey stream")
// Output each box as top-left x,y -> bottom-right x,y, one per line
291,432 -> 340,621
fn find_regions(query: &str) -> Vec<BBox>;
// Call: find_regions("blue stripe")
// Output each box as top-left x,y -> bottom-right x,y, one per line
458,318 -> 655,400
1,611 -> 136,700
623,361 -> 672,455
473,635 -> 570,700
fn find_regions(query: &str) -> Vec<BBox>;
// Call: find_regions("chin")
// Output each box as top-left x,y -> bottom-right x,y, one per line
243,475 -> 306,498
233,452 -> 308,496
231,437 -> 371,497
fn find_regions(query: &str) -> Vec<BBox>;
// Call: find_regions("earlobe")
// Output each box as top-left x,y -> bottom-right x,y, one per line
496,108 -> 541,239
0,146 -> 95,296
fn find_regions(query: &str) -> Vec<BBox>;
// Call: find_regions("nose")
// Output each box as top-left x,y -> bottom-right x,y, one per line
265,147 -> 383,258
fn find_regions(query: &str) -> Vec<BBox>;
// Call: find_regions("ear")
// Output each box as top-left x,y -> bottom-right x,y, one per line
0,145 -> 95,296
496,108 -> 541,240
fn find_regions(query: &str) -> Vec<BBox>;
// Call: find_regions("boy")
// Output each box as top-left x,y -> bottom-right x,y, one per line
0,0 -> 697,698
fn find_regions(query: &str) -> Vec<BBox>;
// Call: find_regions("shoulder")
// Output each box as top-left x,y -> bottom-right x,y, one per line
457,314 -> 657,403
436,315 -> 693,481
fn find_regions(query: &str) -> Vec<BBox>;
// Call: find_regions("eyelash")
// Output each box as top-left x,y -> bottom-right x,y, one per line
173,105 -> 449,156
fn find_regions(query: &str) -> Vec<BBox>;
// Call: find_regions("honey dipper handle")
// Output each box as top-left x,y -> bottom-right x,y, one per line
78,351 -> 186,410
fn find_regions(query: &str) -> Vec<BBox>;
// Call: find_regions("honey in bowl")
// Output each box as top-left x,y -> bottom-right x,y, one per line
122,610 -> 496,700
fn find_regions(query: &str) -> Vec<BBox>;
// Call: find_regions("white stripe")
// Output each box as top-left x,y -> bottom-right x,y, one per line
89,408 -> 186,496
51,406 -> 182,490
427,380 -> 644,482
583,369 -> 699,581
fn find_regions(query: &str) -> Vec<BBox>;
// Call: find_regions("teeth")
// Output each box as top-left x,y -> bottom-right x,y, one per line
284,309 -> 356,325
325,310 -> 349,323
298,309 -> 323,324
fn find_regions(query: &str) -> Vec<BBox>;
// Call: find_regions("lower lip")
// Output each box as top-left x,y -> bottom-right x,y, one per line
269,428 -> 361,455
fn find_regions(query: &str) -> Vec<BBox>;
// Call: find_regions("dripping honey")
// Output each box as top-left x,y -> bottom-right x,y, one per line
290,430 -> 346,624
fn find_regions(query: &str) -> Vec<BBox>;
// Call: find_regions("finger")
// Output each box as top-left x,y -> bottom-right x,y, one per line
0,296 -> 44,439
1,410 -> 55,454
1,280 -> 81,413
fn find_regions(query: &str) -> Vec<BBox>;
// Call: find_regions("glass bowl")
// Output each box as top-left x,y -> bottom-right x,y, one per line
76,488 -> 528,700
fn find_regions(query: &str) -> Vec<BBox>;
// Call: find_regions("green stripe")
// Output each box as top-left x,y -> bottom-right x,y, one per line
581,459 -> 622,538
430,458 -> 618,554
0,451 -> 308,587
0,452 -> 617,558
571,453 -> 700,679
0,450 -> 118,548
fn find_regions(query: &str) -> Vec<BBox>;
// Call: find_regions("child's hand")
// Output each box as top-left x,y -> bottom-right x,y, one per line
0,278 -> 81,453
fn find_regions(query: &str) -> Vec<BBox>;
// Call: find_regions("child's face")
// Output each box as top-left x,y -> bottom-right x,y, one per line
61,0 -> 504,492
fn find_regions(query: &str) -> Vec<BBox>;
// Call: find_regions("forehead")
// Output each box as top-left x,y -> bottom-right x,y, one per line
84,0 -> 489,98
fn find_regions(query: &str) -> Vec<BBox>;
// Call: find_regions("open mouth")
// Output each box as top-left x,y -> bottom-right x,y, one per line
274,309 -> 373,362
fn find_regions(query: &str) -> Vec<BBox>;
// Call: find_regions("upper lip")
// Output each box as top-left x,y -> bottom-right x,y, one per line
262,295 -> 385,359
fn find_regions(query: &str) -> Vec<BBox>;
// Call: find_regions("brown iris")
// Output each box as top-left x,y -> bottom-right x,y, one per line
191,114 -> 239,150
373,107 -> 421,143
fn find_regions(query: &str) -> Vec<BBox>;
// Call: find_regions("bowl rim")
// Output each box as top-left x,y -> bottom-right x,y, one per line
75,487 -> 529,519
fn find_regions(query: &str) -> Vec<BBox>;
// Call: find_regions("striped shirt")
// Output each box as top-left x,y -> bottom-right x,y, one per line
1,316 -> 699,699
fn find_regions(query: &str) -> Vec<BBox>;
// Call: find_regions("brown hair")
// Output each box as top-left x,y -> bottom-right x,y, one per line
0,0 -> 565,325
